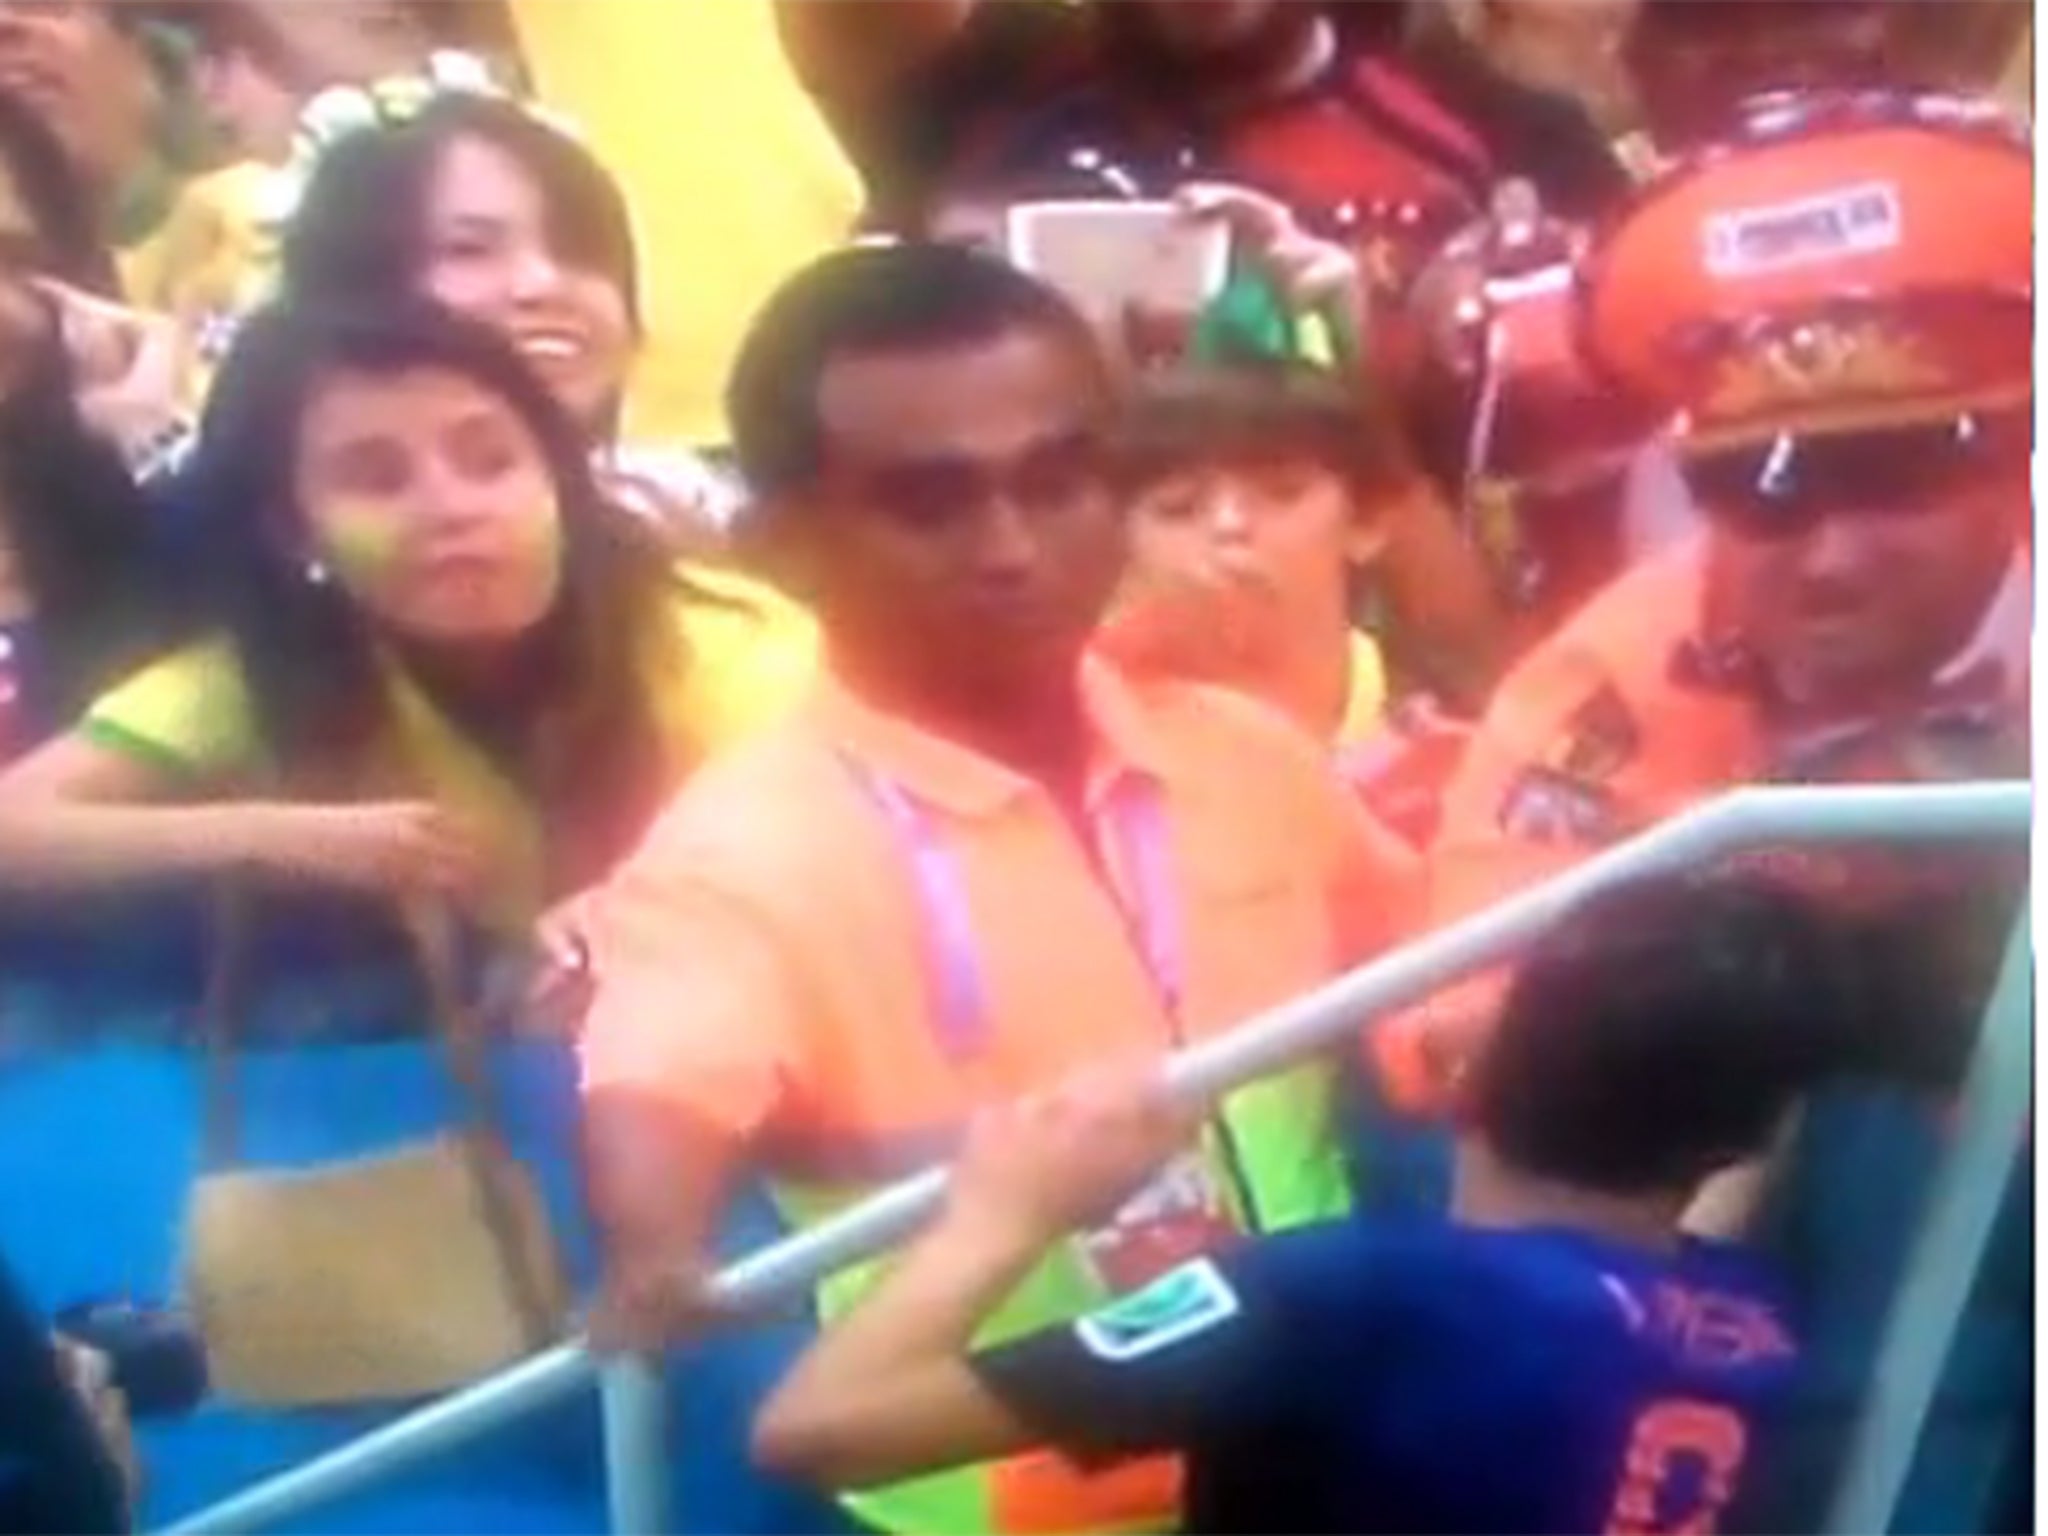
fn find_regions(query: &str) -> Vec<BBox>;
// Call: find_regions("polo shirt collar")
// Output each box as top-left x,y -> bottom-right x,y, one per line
816,654 -> 1175,819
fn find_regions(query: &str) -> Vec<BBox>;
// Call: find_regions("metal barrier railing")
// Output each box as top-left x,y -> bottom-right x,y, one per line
162,780 -> 2033,1536
1822,888 -> 2032,1535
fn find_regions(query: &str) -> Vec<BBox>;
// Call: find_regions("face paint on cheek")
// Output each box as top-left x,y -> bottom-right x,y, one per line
316,489 -> 567,622
496,493 -> 568,609
315,503 -> 407,590
513,493 -> 565,571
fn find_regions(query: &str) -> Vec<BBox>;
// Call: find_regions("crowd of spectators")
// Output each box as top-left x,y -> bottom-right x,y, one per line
0,3 -> 2031,1533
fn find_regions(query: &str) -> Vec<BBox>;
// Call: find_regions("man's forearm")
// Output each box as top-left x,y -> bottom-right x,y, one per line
806,1206 -> 1043,1389
583,1090 -> 741,1346
752,1205 -> 1050,1486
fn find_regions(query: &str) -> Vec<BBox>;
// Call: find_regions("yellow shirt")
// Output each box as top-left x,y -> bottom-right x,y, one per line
115,162 -> 269,321
115,162 -> 273,414
509,0 -> 862,446
1335,629 -> 1389,747
81,565 -> 816,926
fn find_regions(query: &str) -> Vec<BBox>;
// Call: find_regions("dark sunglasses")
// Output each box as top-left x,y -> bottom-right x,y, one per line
1682,410 -> 2030,540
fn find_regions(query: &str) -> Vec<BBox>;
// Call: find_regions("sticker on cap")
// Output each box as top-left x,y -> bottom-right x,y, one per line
1704,183 -> 1902,278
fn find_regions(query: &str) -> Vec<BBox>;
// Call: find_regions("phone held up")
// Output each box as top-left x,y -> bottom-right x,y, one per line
1005,200 -> 1231,370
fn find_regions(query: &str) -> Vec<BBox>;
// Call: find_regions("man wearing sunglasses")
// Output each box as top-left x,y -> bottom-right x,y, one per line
1368,94 -> 2032,1123
1386,91 -> 2033,1534
1417,91 -> 2030,975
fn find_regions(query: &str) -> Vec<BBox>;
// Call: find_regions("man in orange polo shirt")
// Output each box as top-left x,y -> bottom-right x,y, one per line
573,242 -> 1417,1535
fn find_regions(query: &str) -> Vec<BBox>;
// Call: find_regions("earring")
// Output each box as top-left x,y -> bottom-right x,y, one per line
303,558 -> 331,586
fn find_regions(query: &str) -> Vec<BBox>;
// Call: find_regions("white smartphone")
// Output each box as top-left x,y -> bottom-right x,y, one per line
1005,200 -> 1231,327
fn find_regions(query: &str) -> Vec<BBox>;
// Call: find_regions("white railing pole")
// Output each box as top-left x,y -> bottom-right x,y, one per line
161,780 -> 2031,1535
159,1346 -> 596,1536
1821,900 -> 2035,1535
600,1357 -> 671,1536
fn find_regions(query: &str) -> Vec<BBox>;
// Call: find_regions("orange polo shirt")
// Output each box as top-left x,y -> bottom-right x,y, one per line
578,656 -> 1420,1174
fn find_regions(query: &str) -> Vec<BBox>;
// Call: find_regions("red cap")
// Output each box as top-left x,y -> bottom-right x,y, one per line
1577,93 -> 2033,448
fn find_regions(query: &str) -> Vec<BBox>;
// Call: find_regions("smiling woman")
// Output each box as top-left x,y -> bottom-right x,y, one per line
280,90 -> 743,549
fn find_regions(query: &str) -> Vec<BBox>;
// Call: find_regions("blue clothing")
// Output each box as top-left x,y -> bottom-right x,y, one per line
1340,1052 -> 1455,1220
0,613 -> 211,1002
974,1216 -> 1801,1534
0,1036 -> 846,1535
1736,1087 -> 2032,1535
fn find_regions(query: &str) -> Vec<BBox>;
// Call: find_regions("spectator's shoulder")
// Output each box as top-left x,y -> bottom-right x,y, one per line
1138,673 -> 1331,776
1128,672 -> 1379,845
657,563 -> 819,751
1556,539 -> 1708,665
1484,541 -> 1708,741
632,708 -> 858,898
1437,545 -> 1713,863
80,632 -> 254,774
1221,1215 -> 1427,1331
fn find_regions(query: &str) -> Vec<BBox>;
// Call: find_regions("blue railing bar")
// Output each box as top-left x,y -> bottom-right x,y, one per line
162,1345 -> 592,1535
600,1358 -> 672,1536
163,779 -> 2031,1535
1822,898 -> 2034,1535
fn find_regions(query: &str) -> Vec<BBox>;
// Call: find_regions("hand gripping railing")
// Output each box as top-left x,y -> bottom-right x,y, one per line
164,780 -> 2032,1536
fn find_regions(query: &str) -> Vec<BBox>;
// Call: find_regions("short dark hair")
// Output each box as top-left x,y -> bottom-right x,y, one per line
1469,870 -> 1952,1196
725,241 -> 1100,500
1120,358 -> 1407,498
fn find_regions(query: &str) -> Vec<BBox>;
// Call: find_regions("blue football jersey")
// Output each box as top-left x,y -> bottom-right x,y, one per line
973,1215 -> 1801,1534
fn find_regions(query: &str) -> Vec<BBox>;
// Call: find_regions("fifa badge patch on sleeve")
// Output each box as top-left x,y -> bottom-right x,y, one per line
1074,1258 -> 1241,1363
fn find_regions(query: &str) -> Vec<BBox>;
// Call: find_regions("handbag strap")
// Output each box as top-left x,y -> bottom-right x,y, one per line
194,882 -> 559,1353
397,898 -> 560,1352
196,883 -> 253,1169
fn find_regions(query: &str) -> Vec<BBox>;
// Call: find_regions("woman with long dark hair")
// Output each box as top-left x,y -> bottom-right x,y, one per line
0,297 -> 812,931
273,88 -> 741,547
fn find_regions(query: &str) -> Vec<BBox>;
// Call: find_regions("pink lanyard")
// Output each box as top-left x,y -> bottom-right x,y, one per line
838,755 -> 1187,1064
842,753 -> 1271,1233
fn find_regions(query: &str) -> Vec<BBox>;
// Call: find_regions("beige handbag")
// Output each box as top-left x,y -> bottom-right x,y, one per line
182,893 -> 570,1406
